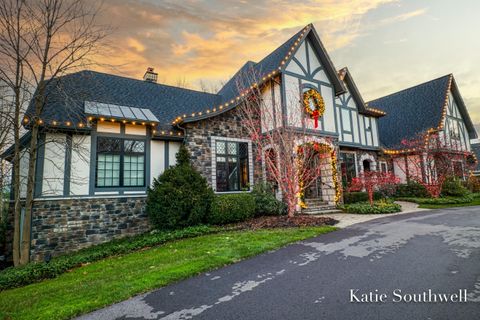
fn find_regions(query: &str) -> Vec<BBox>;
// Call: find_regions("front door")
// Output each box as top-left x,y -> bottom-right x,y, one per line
305,156 -> 323,200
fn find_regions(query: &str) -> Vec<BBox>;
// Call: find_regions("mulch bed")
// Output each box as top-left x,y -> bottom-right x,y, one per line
231,215 -> 338,230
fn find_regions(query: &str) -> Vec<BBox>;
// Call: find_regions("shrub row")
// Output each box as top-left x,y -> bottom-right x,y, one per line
340,200 -> 402,214
343,191 -> 383,204
0,225 -> 217,291
395,181 -> 429,198
396,195 -> 474,205
147,146 -> 285,229
207,193 -> 256,225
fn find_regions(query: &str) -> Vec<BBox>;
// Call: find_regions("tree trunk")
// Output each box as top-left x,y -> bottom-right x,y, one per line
19,125 -> 38,265
12,88 -> 22,266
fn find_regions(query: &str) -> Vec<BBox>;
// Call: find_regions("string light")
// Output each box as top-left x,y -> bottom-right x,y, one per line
171,24 -> 311,123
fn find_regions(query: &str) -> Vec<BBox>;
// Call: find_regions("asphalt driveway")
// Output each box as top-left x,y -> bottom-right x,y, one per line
79,207 -> 480,320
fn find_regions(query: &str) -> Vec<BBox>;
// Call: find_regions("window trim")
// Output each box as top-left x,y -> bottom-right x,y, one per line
211,136 -> 254,193
340,151 -> 358,186
95,136 -> 146,188
379,161 -> 388,173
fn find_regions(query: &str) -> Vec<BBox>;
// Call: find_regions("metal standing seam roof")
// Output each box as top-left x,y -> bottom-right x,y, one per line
84,101 -> 160,123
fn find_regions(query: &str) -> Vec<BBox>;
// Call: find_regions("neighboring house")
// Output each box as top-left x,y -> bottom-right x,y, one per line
1,24 -> 478,261
472,143 -> 480,176
368,75 -> 477,183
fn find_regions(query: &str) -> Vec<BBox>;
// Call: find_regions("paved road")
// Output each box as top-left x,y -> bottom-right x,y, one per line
79,207 -> 480,320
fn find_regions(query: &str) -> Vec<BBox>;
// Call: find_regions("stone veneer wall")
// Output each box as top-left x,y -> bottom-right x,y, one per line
20,196 -> 149,262
183,108 -> 263,188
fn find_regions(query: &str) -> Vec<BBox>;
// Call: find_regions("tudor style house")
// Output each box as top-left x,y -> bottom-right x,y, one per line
2,24 -> 478,261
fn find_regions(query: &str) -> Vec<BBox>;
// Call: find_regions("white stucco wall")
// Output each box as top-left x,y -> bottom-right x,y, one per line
283,38 -> 336,133
168,142 -> 181,168
42,133 -> 66,196
19,148 -> 29,198
69,134 -> 91,196
97,122 -> 121,134
150,140 -> 166,184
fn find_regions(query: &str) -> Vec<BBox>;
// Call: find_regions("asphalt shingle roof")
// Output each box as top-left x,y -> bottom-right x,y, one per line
368,75 -> 451,148
26,70 -> 222,133
26,24 -> 347,131
27,27 -> 309,131
217,28 -> 305,103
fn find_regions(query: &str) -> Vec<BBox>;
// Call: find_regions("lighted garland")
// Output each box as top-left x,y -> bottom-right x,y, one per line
296,142 -> 341,209
303,89 -> 325,128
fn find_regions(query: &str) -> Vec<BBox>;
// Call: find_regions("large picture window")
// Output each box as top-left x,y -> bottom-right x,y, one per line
96,137 -> 145,188
340,152 -> 357,187
215,140 -> 249,192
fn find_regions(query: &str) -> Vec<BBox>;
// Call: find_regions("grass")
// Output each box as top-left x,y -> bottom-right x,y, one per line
397,193 -> 480,209
418,197 -> 480,209
0,226 -> 336,320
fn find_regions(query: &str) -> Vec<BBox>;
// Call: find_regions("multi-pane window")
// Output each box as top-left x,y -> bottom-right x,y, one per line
380,162 -> 388,173
215,141 -> 249,192
96,137 -> 145,188
340,152 -> 356,187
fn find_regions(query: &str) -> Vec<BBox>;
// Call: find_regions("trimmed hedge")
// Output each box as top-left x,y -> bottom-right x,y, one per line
395,181 -> 429,198
251,183 -> 286,216
396,195 -> 474,205
0,225 -> 217,291
343,191 -> 382,204
340,200 -> 402,214
207,193 -> 256,225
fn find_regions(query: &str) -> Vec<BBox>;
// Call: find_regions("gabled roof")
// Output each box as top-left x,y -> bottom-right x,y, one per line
24,70 -> 221,136
24,24 -> 345,132
337,67 -> 385,118
179,24 -> 346,123
368,74 -> 477,148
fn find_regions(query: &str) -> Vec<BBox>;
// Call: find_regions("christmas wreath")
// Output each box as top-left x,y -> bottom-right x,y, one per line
303,89 -> 325,128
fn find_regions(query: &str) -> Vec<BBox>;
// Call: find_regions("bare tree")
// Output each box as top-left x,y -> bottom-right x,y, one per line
236,68 -> 340,217
0,0 -> 33,266
0,0 -> 108,265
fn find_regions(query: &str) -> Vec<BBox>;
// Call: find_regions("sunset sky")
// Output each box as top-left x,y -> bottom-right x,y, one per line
96,0 -> 480,132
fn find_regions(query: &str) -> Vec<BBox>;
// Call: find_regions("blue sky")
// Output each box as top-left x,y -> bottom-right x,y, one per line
96,0 -> 480,130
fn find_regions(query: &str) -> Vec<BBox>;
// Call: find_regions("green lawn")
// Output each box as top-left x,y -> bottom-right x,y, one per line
418,197 -> 480,209
0,226 -> 335,320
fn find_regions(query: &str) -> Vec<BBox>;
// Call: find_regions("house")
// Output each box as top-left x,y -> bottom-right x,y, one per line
369,75 -> 477,183
1,24 -> 478,261
472,143 -> 480,176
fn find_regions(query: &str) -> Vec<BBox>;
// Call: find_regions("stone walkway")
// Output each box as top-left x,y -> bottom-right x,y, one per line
325,201 -> 430,228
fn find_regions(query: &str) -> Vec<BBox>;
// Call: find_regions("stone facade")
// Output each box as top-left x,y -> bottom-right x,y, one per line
183,107 -> 263,189
6,196 -> 150,262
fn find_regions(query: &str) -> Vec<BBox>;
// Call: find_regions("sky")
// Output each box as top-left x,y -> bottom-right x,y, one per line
94,0 -> 480,133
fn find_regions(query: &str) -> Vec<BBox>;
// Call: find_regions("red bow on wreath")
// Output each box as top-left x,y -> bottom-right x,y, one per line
312,109 -> 319,128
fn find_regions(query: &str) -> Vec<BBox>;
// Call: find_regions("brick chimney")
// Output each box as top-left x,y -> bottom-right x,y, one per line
143,67 -> 158,83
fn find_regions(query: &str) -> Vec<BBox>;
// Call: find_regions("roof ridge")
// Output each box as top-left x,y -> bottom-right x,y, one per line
368,73 -> 452,103
68,69 -> 221,98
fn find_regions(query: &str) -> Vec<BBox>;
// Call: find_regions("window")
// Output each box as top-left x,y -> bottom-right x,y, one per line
450,121 -> 460,140
453,161 -> 464,179
380,161 -> 388,173
340,152 -> 356,187
96,137 -> 145,188
215,140 -> 249,192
